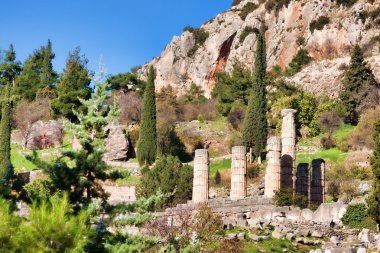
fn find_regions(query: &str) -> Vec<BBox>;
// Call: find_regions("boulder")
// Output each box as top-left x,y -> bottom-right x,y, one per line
313,203 -> 347,224
311,231 -> 323,238
103,122 -> 131,161
358,229 -> 370,244
26,120 -> 63,150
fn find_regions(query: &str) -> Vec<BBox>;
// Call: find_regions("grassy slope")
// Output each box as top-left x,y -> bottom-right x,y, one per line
209,158 -> 231,175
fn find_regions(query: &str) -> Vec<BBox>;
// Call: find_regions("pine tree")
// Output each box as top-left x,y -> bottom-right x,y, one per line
0,85 -> 12,185
15,40 -> 57,101
51,47 -> 92,121
242,27 -> 268,158
137,65 -> 157,165
368,119 -> 380,224
340,44 -> 377,124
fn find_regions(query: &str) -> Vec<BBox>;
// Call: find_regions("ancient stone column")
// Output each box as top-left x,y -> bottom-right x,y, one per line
295,163 -> 309,197
280,109 -> 297,189
310,159 -> 326,205
264,136 -> 281,198
230,146 -> 247,200
192,149 -> 209,203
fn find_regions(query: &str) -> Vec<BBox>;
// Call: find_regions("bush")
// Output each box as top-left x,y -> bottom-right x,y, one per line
184,26 -> 209,57
113,91 -> 142,125
232,0 -> 243,6
341,203 -> 368,228
284,49 -> 313,76
180,100 -> 218,122
247,164 -> 260,179
274,188 -> 308,208
310,16 -> 330,33
157,125 -> 190,162
239,3 -> 258,20
320,136 -> 335,149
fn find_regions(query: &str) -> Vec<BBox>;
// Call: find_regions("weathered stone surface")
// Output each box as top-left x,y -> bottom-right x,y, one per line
26,120 -> 63,150
138,0 -> 380,98
103,122 -> 130,161
313,203 -> 347,224
281,109 -> 297,189
192,149 -> 209,203
230,146 -> 247,200
102,185 -> 136,204
296,163 -> 309,197
264,136 -> 281,198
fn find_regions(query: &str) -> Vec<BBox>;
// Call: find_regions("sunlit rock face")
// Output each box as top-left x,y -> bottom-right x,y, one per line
138,0 -> 380,98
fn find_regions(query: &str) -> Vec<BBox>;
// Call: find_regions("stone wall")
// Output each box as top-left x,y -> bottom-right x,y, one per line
102,185 -> 136,204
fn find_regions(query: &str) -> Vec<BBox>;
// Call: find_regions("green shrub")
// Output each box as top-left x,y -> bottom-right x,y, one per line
310,16 -> 330,33
215,170 -> 221,185
239,3 -> 258,20
184,26 -> 209,57
274,188 -> 308,208
247,164 -> 260,179
284,49 -> 313,76
341,203 -> 368,228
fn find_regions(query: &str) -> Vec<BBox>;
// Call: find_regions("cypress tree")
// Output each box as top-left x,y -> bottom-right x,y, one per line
242,27 -> 267,158
0,85 -> 13,185
339,44 -> 377,124
137,65 -> 157,165
368,119 -> 380,224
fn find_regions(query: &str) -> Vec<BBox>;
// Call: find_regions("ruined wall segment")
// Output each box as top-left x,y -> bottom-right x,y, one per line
264,136 -> 282,198
230,146 -> 247,200
192,149 -> 209,203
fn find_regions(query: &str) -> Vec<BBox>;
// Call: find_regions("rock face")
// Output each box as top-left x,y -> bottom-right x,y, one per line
103,123 -> 130,161
138,0 -> 380,98
27,120 -> 63,150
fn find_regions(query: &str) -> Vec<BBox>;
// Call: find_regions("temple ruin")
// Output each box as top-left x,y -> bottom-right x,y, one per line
310,159 -> 326,205
230,146 -> 247,200
264,136 -> 281,198
192,149 -> 209,203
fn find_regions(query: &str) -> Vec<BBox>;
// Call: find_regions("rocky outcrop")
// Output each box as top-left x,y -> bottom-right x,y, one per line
138,0 -> 380,98
26,120 -> 63,150
103,122 -> 131,161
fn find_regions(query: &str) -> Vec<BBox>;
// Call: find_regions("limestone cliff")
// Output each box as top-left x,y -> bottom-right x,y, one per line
138,0 -> 380,98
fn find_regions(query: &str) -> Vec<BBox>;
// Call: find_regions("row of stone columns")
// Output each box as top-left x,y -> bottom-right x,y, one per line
192,146 -> 247,203
264,109 -> 325,205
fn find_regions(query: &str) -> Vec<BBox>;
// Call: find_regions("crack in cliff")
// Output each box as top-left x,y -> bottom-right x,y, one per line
205,32 -> 237,93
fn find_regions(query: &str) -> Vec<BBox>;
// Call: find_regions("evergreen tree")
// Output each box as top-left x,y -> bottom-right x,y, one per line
0,44 -> 21,86
137,66 -> 157,166
242,27 -> 268,158
51,47 -> 92,121
368,118 -> 380,224
0,85 -> 13,186
339,44 -> 378,124
14,40 -> 57,101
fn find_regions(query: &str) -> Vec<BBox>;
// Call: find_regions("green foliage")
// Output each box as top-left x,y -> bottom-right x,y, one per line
339,45 -> 378,124
157,125 -> 190,162
16,194 -> 93,252
310,16 -> 330,33
0,86 -> 13,187
0,44 -> 21,85
51,47 -> 92,122
273,188 -> 308,208
137,156 -> 193,207
284,49 -> 313,76
239,3 -> 258,20
106,72 -> 146,95
210,158 -> 231,175
215,170 -> 221,185
15,40 -> 57,101
104,232 -> 157,252
368,118 -> 380,223
137,66 -> 157,166
242,27 -> 267,157
0,198 -> 20,252
213,62 -> 252,116
183,83 -> 206,104
265,0 -> 291,13
184,26 -> 209,57
341,203 -> 368,228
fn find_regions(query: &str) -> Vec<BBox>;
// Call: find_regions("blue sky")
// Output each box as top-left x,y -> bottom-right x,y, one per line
0,0 -> 231,76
